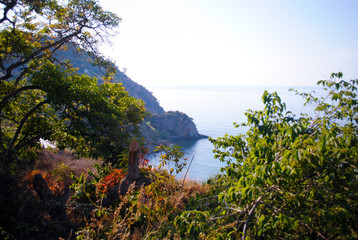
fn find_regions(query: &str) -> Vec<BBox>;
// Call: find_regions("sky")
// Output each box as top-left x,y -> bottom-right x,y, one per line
98,0 -> 358,87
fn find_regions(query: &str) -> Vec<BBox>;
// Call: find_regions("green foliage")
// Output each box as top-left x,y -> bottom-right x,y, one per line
174,210 -> 210,238
0,0 -> 146,169
175,73 -> 358,239
70,172 -> 97,203
30,60 -> 146,163
154,144 -> 188,175
70,162 -> 115,202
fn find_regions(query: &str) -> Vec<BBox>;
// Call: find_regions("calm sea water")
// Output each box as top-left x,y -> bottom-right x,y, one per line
147,85 -> 320,181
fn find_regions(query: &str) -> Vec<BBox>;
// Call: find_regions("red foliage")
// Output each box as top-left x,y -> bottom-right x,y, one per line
96,169 -> 125,194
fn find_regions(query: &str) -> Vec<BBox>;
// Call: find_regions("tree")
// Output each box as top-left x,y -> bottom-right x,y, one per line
173,73 -> 358,239
0,0 -> 146,169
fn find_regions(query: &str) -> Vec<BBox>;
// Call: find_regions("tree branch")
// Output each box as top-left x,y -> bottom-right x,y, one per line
0,85 -> 42,108
210,211 -> 245,222
5,99 -> 49,159
209,206 -> 248,222
223,206 -> 248,213
14,130 -> 54,151
259,201 -> 282,213
242,195 -> 264,240
14,67 -> 28,86
303,222 -> 328,240
0,0 -> 17,25
0,29 -> 81,81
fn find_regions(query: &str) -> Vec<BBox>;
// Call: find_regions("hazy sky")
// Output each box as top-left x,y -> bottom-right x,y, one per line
98,0 -> 358,87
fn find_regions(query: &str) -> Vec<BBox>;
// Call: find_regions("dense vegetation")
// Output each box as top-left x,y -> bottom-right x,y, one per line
0,0 -> 145,238
0,0 -> 146,169
52,73 -> 358,240
0,0 -> 357,239
176,73 -> 358,239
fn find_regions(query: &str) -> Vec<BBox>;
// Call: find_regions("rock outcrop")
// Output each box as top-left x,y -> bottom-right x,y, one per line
147,111 -> 207,141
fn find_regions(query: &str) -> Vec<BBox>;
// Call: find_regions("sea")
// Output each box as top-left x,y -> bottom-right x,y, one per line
147,85 -> 321,182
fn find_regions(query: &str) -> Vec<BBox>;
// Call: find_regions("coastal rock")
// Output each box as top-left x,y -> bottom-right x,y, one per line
143,111 -> 207,144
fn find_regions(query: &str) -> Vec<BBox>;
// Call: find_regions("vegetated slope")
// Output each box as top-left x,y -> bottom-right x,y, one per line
55,47 -> 206,147
54,47 -> 164,115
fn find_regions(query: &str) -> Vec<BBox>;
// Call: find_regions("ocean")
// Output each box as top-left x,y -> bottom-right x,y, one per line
147,85 -> 320,182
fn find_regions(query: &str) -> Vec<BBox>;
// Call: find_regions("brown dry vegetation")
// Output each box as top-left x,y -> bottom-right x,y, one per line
35,149 -> 100,176
19,149 -> 209,239
24,149 -> 101,197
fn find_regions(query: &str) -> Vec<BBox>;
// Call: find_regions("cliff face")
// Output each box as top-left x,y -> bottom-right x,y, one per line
57,46 -> 206,146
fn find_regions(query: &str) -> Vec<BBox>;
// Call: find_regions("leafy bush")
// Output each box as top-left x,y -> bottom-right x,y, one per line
172,73 -> 358,239
154,144 -> 188,175
70,163 -> 116,202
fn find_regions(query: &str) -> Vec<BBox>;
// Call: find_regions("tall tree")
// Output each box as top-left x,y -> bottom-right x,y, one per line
0,0 -> 146,169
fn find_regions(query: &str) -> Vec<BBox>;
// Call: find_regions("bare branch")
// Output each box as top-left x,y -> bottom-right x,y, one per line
303,222 -> 328,240
210,211 -> 245,222
223,206 -> 247,213
340,160 -> 358,171
242,195 -> 264,240
181,155 -> 194,189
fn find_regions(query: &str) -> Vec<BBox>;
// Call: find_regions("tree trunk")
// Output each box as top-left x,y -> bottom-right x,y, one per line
127,140 -> 141,180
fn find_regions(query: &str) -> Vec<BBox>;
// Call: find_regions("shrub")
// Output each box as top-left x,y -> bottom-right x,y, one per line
173,73 -> 358,239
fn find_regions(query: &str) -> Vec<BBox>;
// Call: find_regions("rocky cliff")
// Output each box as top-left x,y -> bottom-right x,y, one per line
149,111 -> 206,141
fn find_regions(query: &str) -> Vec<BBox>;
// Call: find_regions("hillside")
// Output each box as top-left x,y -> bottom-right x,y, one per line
55,47 -> 206,147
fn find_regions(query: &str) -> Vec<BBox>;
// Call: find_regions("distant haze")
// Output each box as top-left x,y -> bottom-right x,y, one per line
99,0 -> 358,87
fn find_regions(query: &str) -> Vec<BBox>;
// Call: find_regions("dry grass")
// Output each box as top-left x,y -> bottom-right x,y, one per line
24,150 -> 211,239
24,149 -> 101,197
35,149 -> 100,177
176,179 -> 210,210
